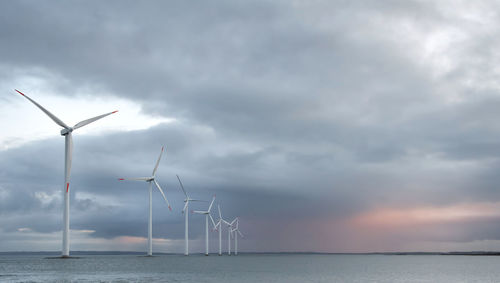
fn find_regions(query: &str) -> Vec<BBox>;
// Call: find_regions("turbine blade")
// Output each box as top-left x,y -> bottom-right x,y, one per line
152,146 -> 164,176
223,220 -> 231,226
238,230 -> 244,238
73,110 -> 118,130
189,199 -> 208,202
118,177 -> 150,181
176,174 -> 188,198
192,210 -> 205,214
182,201 -> 188,214
208,195 -> 215,212
218,204 -> 222,220
16,89 -> 69,129
153,180 -> 171,211
230,218 -> 237,226
209,214 -> 216,229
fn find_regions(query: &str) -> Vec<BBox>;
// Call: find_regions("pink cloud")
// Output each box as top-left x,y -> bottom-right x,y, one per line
349,202 -> 500,228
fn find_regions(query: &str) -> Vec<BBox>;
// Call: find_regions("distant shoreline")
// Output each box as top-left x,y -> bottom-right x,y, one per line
2,251 -> 500,256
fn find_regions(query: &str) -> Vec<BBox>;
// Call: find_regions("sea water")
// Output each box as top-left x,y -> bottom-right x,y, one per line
1,253 -> 500,282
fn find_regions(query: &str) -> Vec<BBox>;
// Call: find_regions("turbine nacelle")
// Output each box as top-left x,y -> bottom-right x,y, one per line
60,127 -> 73,136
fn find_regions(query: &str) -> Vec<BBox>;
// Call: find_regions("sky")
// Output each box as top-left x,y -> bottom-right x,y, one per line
2,0 -> 500,253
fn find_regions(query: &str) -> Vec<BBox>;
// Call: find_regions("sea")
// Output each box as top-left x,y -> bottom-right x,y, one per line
1,252 -> 500,282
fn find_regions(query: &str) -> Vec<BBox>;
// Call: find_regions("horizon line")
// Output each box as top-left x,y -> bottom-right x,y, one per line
3,250 -> 500,255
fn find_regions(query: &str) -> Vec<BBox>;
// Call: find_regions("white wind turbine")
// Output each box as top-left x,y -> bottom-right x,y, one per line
16,89 -> 117,258
231,217 -> 244,255
214,204 -> 231,256
228,218 -> 237,255
193,195 -> 216,256
119,146 -> 172,256
176,174 -> 206,256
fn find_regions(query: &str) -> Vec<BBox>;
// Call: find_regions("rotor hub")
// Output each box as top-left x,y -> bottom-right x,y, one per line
60,127 -> 73,136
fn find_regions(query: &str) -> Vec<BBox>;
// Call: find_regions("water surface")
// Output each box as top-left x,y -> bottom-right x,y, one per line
1,253 -> 500,282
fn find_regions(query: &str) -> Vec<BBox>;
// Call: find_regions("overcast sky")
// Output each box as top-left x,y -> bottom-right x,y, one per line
2,0 -> 500,253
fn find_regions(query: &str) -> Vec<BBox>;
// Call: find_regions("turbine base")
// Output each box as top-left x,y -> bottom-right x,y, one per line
45,256 -> 80,259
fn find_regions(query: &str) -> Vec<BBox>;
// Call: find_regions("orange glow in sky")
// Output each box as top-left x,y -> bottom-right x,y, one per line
350,202 -> 500,228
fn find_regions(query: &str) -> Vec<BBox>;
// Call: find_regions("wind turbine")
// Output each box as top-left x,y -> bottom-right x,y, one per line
193,195 -> 216,256
214,204 -> 231,256
119,146 -> 172,256
16,89 -> 117,258
231,217 -> 244,255
228,218 -> 237,255
176,174 -> 206,256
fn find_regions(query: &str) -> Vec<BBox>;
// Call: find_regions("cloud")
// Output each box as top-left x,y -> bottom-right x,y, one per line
2,0 -> 500,252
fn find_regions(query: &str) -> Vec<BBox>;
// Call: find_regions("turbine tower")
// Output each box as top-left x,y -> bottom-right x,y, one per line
228,218 -> 237,255
193,195 -> 216,256
214,204 -> 230,256
176,174 -> 205,256
231,217 -> 244,255
119,146 -> 172,256
16,89 -> 117,258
